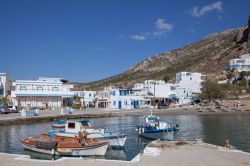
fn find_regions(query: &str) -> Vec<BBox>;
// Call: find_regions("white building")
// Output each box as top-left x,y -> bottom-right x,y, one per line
11,77 -> 74,108
0,73 -> 11,97
144,80 -> 176,98
175,72 -> 205,104
133,80 -> 177,106
74,91 -> 96,108
229,53 -> 250,72
96,88 -> 111,108
109,87 -> 147,109
175,86 -> 193,105
176,72 -> 205,94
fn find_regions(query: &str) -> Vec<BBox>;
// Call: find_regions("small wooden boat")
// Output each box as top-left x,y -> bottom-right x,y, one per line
21,132 -> 109,156
50,119 -> 127,147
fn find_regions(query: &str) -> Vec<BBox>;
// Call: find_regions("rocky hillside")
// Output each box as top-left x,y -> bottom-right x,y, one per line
74,17 -> 250,90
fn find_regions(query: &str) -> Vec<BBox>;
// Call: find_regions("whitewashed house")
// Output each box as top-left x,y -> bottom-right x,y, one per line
96,88 -> 111,108
109,87 -> 146,109
0,73 -> 11,97
11,77 -> 74,108
229,53 -> 250,72
75,91 -> 96,108
133,80 -> 177,107
175,72 -> 205,104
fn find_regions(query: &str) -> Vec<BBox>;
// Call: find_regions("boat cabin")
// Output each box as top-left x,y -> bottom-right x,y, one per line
65,120 -> 90,133
64,120 -> 105,134
145,115 -> 160,126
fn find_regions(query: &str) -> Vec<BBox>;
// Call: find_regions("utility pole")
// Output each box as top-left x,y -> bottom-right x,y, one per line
154,82 -> 156,108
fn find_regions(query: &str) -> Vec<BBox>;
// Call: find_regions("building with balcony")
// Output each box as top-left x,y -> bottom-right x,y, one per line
175,72 -> 205,104
176,72 -> 205,94
74,91 -> 96,108
109,87 -> 147,109
133,80 -> 177,107
11,77 -> 74,108
96,88 -> 111,108
229,53 -> 250,72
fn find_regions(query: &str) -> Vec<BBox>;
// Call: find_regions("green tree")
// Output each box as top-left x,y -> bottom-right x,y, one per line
198,81 -> 225,101
0,97 -> 9,106
163,75 -> 170,83
239,71 -> 250,89
240,71 -> 247,79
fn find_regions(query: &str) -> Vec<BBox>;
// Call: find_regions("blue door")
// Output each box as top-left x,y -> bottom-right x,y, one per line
133,101 -> 136,108
118,101 -> 122,109
134,101 -> 139,108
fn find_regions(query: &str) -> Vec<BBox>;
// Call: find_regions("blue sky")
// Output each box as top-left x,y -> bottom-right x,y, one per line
0,0 -> 249,82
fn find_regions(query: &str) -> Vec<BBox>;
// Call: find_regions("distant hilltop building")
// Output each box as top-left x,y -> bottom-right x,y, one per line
11,77 -> 74,108
229,53 -> 250,72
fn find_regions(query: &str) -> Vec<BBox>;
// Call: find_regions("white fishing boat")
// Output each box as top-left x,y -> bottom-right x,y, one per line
50,119 -> 127,147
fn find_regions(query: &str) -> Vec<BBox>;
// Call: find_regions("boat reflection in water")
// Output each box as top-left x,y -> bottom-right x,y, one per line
24,149 -> 61,160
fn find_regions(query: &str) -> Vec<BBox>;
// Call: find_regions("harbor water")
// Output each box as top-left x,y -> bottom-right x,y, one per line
0,114 -> 250,160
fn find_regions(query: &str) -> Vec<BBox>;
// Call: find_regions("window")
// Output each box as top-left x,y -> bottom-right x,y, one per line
170,86 -> 176,91
20,86 -> 27,91
125,101 -> 127,105
0,88 -> 3,95
89,94 -> 91,97
52,87 -> 58,91
37,86 -> 43,91
68,122 -> 75,129
112,91 -> 116,96
190,77 -> 192,80
186,73 -> 191,76
113,101 -> 116,106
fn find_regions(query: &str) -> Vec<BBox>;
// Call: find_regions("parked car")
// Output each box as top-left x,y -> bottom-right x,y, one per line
7,105 -> 19,113
157,103 -> 168,109
191,99 -> 201,105
0,106 -> 11,114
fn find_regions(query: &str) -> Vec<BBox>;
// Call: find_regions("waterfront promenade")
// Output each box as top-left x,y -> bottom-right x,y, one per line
0,105 -> 250,125
0,141 -> 249,166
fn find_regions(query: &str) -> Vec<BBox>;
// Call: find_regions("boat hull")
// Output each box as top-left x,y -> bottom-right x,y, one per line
22,143 -> 58,155
57,142 -> 109,156
138,128 -> 174,140
95,135 -> 127,147
22,142 -> 109,156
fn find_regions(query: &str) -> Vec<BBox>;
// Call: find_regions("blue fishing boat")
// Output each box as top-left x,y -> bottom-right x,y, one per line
137,114 -> 179,140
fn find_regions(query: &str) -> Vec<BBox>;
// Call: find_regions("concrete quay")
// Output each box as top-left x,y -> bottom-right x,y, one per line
0,141 -> 249,166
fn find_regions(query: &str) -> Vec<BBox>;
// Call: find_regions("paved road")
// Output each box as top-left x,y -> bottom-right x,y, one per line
0,108 -> 150,121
